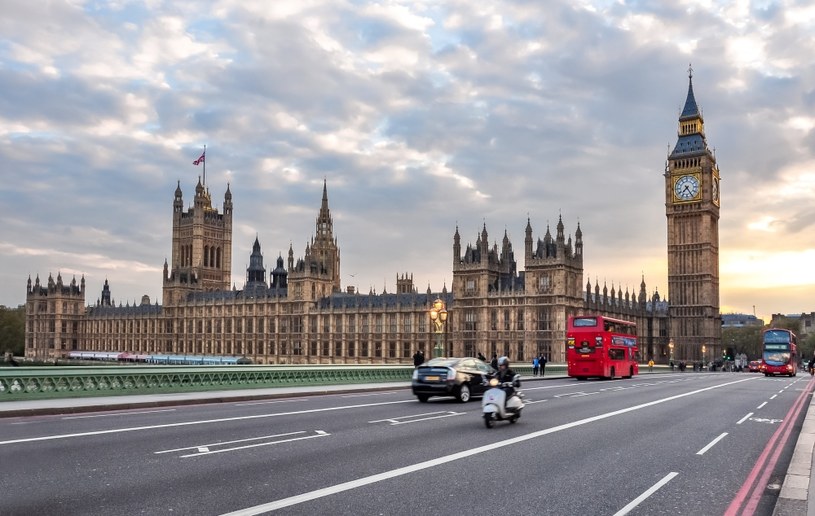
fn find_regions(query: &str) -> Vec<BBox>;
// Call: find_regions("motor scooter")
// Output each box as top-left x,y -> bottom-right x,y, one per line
482,374 -> 524,428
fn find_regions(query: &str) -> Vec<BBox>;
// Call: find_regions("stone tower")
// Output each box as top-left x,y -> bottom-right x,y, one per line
163,178 -> 233,305
665,68 -> 721,361
288,180 -> 341,300
25,273 -> 85,359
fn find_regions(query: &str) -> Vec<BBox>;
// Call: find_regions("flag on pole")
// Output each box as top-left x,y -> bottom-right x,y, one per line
193,152 -> 205,166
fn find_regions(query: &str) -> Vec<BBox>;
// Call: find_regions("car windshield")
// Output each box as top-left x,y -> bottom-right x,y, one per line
425,358 -> 459,367
763,351 -> 790,366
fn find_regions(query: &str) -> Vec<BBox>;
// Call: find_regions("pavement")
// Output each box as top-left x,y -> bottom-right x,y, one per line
5,370 -> 813,514
773,385 -> 815,516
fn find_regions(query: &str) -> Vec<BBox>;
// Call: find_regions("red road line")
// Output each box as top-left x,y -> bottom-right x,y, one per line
725,377 -> 814,515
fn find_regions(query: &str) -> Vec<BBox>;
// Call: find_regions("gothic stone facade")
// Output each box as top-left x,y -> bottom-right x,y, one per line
26,73 -> 720,364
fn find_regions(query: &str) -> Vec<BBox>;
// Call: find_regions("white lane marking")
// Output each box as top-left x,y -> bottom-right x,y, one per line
737,413 -> 753,425
391,413 -> 463,426
697,433 -> 728,455
778,390 -> 784,394
197,447 -> 209,453
341,392 -> 396,398
0,400 -> 415,446
369,411 -> 448,423
220,377 -> 755,515
749,417 -> 782,424
770,394 -> 778,400
613,472 -> 678,516
181,431 -> 330,458
757,402 -> 767,409
155,431 -> 307,454
524,400 -> 547,405
62,409 -> 176,420
369,411 -> 464,425
234,399 -> 302,407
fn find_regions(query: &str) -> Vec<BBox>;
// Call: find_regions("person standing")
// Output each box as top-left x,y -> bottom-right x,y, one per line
532,356 -> 539,376
648,359 -> 654,373
413,349 -> 425,368
490,353 -> 498,370
540,355 -> 547,377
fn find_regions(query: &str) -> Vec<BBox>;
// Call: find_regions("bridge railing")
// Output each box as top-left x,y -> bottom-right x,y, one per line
0,365 -> 417,400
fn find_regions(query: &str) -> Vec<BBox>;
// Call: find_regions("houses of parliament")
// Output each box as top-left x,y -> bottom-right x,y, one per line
24,72 -> 721,364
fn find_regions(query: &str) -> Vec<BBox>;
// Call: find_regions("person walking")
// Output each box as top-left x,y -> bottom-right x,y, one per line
539,355 -> 547,377
532,356 -> 539,376
490,353 -> 498,370
648,359 -> 654,373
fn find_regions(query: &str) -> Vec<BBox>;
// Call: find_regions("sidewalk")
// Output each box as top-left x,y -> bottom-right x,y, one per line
0,373 -> 564,418
773,393 -> 815,515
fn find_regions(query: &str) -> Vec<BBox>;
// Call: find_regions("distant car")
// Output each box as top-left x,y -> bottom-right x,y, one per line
748,360 -> 761,372
412,357 -> 495,403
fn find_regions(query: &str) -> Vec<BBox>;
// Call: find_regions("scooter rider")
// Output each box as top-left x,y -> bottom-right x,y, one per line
495,356 -> 520,402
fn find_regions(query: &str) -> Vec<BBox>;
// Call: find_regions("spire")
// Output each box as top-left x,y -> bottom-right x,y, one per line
556,214 -> 565,242
680,64 -> 700,121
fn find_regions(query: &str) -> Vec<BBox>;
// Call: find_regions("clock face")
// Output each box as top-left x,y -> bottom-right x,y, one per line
712,178 -> 719,203
674,175 -> 700,201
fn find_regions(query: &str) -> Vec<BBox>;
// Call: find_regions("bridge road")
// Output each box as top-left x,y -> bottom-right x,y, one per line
0,373 -> 810,515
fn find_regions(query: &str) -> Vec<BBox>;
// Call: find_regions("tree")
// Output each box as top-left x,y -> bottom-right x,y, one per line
800,333 -> 815,363
0,305 -> 25,357
722,326 -> 762,359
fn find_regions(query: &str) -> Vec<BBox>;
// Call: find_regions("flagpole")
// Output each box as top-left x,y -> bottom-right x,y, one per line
203,144 -> 206,186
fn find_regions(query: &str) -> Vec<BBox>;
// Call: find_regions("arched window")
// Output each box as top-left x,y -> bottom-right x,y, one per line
204,246 -> 209,267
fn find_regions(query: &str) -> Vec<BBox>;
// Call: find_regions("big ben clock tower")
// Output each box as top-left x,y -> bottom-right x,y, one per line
665,66 -> 721,362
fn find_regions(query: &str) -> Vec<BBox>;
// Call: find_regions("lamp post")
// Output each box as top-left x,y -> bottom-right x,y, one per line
429,298 -> 449,358
668,338 -> 674,364
702,345 -> 707,371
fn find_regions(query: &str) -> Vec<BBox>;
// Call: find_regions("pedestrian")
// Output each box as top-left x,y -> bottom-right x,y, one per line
477,351 -> 486,362
669,360 -> 674,371
540,355 -> 547,377
532,356 -> 539,376
413,349 -> 425,368
648,359 -> 654,373
490,353 -> 498,370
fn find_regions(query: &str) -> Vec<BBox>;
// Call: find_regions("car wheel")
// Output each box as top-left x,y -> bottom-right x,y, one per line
457,384 -> 471,403
417,394 -> 429,403
576,376 -> 587,381
484,413 -> 494,429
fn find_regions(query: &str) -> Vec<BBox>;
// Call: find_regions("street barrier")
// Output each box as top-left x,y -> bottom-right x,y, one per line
0,363 -> 670,401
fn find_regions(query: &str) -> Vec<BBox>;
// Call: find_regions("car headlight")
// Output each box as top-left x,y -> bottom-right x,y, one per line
412,369 -> 418,380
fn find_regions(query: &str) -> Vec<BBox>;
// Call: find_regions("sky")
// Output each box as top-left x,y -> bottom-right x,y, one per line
1,0 -> 814,324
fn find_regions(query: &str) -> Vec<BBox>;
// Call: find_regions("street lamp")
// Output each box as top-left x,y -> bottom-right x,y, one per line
429,298 -> 449,358
668,338 -> 674,363
702,345 -> 707,370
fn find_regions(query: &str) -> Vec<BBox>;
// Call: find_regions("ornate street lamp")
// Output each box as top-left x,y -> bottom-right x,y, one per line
702,345 -> 706,367
429,298 -> 449,358
668,338 -> 674,363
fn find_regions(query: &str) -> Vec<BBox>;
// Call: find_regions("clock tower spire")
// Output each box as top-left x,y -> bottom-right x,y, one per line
665,66 -> 721,362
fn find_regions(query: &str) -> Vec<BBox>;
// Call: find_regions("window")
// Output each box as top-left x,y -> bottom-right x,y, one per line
374,341 -> 382,358
504,310 -> 510,331
465,279 -> 475,293
402,315 -> 412,333
388,342 -> 396,358
517,309 -> 524,331
465,311 -> 477,331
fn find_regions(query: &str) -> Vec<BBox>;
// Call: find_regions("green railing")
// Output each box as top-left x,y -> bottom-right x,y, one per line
0,365 -> 414,400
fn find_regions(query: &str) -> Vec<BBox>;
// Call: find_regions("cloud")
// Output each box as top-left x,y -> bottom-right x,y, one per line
0,0 -> 813,319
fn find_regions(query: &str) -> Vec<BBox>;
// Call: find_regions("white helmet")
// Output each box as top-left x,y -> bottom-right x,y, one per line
497,356 -> 509,367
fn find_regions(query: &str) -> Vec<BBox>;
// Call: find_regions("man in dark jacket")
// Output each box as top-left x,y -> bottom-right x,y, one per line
539,355 -> 547,377
413,349 -> 425,368
495,356 -> 520,404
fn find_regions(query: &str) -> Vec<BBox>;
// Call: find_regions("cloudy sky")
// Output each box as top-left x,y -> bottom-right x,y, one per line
1,0 -> 814,323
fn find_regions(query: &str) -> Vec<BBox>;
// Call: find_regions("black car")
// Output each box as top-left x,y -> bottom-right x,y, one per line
412,357 -> 495,402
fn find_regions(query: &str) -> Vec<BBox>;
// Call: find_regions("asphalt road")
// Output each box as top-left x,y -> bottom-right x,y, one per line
0,372 -> 811,515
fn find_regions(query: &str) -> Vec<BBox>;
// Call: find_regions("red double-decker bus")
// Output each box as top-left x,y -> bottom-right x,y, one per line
567,315 -> 639,380
759,328 -> 798,377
